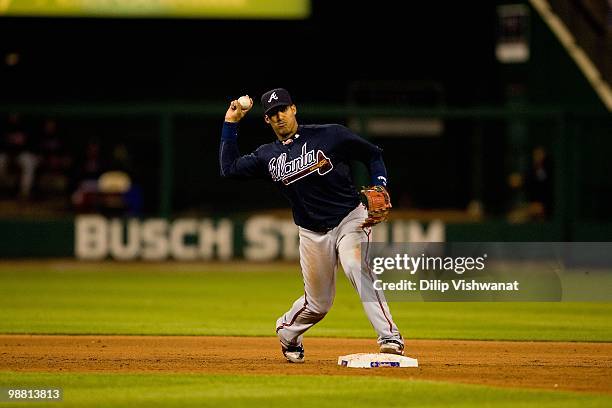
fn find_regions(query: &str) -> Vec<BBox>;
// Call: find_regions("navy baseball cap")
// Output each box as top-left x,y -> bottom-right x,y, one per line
261,88 -> 293,115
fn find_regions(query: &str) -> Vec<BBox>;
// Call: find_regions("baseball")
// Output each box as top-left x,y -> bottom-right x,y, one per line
238,95 -> 251,109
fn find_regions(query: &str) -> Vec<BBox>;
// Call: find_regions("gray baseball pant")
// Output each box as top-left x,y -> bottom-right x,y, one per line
276,204 -> 403,348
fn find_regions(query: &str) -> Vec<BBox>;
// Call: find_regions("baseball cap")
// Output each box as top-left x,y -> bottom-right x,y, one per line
261,88 -> 293,115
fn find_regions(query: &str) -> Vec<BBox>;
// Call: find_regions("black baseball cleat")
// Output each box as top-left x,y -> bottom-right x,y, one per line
282,344 -> 305,363
379,340 -> 404,355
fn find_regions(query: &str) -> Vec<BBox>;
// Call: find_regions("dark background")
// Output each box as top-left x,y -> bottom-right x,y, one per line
1,1 -> 610,225
0,2 -> 501,105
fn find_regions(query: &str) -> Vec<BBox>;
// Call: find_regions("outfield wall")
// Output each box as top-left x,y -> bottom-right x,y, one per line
1,215 -> 590,260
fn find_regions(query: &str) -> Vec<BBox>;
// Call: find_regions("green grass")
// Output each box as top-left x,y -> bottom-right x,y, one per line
0,372 -> 610,408
0,262 -> 610,407
0,262 -> 610,341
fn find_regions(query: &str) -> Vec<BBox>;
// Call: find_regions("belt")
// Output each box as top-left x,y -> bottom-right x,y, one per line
303,225 -> 333,234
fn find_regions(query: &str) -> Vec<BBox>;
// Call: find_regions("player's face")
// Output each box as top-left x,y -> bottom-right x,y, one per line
265,105 -> 298,140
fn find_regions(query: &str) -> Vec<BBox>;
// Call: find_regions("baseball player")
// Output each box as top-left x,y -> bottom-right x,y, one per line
220,88 -> 403,363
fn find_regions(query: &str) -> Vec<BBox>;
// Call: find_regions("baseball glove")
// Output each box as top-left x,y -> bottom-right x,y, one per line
360,185 -> 392,228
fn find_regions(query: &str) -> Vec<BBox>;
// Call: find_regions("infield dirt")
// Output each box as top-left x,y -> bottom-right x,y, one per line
1,335 -> 611,394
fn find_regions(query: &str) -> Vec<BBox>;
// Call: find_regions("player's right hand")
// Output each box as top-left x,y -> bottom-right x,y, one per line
224,97 -> 253,123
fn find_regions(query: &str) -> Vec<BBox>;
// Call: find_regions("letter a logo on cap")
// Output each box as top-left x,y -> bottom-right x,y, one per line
268,92 -> 278,103
262,88 -> 293,115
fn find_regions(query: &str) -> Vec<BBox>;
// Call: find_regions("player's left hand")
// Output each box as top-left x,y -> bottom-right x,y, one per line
224,97 -> 253,123
360,185 -> 392,228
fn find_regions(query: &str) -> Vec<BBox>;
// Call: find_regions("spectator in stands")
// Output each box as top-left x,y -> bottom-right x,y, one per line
37,118 -> 73,197
71,138 -> 105,211
507,145 -> 553,223
525,145 -> 553,219
106,142 -> 143,216
71,139 -> 143,216
0,113 -> 39,200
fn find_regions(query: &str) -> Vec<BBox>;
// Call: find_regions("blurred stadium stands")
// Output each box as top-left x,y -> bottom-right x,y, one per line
0,1 -> 611,256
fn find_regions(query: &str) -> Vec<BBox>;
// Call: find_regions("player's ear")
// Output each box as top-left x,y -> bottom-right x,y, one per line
264,115 -> 271,124
291,105 -> 297,115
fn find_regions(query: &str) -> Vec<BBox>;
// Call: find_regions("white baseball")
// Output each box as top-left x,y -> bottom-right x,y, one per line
238,95 -> 251,109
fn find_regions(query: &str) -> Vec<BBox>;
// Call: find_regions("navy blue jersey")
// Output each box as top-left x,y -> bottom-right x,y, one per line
220,122 -> 388,232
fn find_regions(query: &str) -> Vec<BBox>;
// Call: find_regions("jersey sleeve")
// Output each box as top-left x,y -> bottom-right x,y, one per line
335,125 -> 389,186
219,122 -> 267,179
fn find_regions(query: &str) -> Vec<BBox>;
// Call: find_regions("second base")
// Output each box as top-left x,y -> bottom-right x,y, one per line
338,353 -> 418,368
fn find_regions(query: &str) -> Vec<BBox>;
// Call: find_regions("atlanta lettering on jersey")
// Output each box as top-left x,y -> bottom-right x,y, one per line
268,143 -> 334,185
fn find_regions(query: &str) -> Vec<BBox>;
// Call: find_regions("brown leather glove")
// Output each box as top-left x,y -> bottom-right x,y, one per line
359,185 -> 392,228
